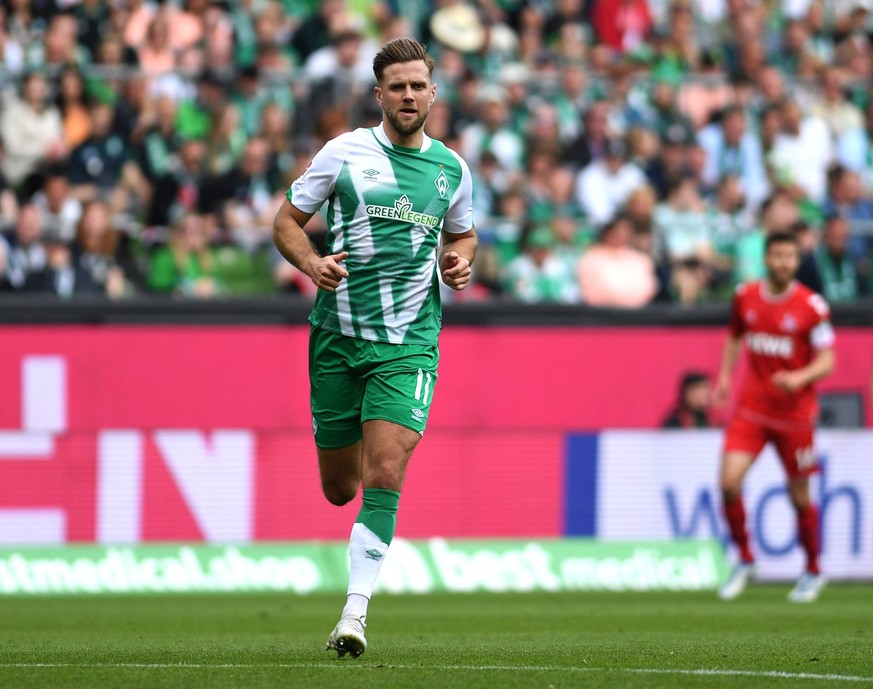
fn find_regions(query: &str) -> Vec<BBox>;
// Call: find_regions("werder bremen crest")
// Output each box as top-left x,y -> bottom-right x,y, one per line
434,169 -> 449,198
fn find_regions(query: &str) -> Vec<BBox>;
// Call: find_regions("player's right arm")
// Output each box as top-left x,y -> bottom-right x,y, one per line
714,287 -> 746,407
714,334 -> 741,407
273,137 -> 349,292
272,198 -> 348,292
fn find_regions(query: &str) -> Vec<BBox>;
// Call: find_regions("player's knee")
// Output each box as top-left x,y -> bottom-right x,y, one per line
789,490 -> 810,512
720,474 -> 742,497
364,460 -> 404,492
721,485 -> 741,503
787,479 -> 811,510
322,480 -> 358,506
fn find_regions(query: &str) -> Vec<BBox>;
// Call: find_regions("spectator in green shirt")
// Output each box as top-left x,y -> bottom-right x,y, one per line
734,191 -> 800,285
814,214 -> 870,302
147,213 -> 222,298
501,224 -> 580,303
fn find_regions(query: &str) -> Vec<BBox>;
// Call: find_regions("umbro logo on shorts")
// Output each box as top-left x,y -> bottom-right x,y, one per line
410,408 -> 424,422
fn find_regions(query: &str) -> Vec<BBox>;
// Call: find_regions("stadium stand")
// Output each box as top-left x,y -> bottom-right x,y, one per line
0,0 -> 871,305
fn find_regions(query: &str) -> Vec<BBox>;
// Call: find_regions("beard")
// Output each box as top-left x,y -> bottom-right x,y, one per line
384,105 -> 429,138
767,266 -> 795,289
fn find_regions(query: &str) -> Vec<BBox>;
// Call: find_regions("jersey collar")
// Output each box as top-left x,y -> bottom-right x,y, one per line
760,279 -> 797,303
374,123 -> 433,153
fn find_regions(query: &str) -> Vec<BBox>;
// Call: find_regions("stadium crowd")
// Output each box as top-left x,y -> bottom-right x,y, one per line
0,0 -> 871,305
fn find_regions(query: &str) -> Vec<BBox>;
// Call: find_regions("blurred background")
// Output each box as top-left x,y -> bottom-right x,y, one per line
0,0 -> 871,590
0,0 -> 871,304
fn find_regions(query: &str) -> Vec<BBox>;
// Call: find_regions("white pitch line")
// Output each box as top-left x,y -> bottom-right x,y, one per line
625,668 -> 873,683
1,662 -> 871,683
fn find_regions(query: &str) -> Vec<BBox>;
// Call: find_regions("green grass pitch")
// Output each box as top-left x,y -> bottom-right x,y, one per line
1,585 -> 872,688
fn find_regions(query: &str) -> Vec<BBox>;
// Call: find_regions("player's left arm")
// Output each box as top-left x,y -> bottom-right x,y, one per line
440,227 -> 477,290
772,347 -> 835,392
772,293 -> 836,392
439,152 -> 477,290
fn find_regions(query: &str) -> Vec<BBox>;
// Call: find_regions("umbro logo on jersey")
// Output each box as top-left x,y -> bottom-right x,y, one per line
363,168 -> 380,180
434,170 -> 449,198
365,549 -> 383,560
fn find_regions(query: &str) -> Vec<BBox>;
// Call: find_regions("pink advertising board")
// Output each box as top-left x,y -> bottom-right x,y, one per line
0,325 -> 870,544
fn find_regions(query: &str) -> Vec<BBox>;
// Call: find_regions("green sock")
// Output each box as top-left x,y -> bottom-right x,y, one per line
355,488 -> 400,545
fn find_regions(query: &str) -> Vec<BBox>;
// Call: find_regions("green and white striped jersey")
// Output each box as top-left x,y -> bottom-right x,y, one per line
288,124 -> 474,345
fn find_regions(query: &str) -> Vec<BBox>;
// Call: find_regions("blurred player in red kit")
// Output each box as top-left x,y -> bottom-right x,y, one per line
714,231 -> 835,602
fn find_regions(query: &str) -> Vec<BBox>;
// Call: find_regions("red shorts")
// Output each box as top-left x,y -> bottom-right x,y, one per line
723,411 -> 819,478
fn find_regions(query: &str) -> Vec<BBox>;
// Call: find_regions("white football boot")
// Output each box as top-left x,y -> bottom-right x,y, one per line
718,562 -> 756,600
325,615 -> 367,658
788,572 -> 826,603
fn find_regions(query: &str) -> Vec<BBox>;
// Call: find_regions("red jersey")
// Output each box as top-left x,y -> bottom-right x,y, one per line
729,280 -> 835,422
